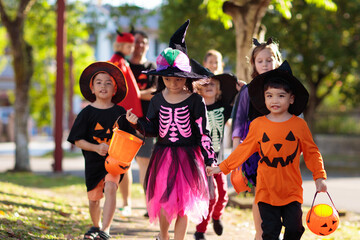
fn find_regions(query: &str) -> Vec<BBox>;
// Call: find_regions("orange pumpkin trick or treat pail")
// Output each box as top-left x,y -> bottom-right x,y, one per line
105,118 -> 144,175
230,167 -> 252,194
306,191 -> 340,236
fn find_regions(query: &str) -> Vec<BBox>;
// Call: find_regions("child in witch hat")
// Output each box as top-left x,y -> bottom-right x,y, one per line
207,61 -> 328,240
191,59 -> 238,240
125,20 -> 217,240
68,62 -> 134,240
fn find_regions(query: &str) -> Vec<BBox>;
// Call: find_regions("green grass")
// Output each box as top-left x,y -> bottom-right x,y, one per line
0,172 -> 84,189
0,178 -> 89,239
41,150 -> 82,159
0,173 -> 144,239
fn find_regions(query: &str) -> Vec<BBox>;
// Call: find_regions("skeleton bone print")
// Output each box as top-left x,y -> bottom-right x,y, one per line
159,105 -> 192,142
207,107 -> 225,152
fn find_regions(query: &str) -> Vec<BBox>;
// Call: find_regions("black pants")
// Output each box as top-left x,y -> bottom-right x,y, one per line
258,201 -> 305,240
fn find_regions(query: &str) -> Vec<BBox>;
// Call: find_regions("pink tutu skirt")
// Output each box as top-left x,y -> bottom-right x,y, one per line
144,144 -> 209,224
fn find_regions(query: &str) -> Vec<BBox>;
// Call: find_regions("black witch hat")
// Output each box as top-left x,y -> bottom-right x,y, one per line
80,62 -> 127,104
191,59 -> 239,105
248,60 -> 309,116
169,20 -> 189,55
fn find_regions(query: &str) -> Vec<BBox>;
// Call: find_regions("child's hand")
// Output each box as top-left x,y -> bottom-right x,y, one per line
315,178 -> 327,192
236,80 -> 247,91
126,108 -> 138,124
97,143 -> 109,156
206,166 -> 221,176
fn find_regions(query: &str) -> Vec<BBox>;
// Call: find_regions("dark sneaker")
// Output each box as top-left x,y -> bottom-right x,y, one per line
213,218 -> 223,236
194,231 -> 206,240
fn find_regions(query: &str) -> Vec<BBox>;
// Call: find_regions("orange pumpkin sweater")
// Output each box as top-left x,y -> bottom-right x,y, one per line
220,115 -> 326,206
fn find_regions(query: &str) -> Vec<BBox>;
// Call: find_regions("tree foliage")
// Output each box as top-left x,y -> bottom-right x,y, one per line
262,0 -> 360,128
25,0 -> 94,128
0,0 -> 36,171
1,0 -> 94,129
0,0 -> 94,171
205,0 -> 337,23
108,4 -> 157,28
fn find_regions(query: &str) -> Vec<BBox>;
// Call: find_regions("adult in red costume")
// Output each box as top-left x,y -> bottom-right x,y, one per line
109,30 -> 143,117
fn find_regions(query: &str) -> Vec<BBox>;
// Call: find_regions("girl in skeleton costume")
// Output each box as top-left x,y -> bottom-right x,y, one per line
191,59 -> 238,240
126,20 -> 216,240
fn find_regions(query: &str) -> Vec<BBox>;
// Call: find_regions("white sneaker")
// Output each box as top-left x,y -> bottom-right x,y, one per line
120,205 -> 132,216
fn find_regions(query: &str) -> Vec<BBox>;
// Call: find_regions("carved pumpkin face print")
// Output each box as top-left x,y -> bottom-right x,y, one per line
259,130 -> 299,168
92,122 -> 115,145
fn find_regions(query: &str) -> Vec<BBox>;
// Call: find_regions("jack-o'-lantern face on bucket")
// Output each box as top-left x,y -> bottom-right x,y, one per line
306,204 -> 339,236
105,157 -> 131,175
259,130 -> 299,168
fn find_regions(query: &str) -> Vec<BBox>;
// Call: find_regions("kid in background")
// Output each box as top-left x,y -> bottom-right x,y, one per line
203,49 -> 234,155
126,20 -> 217,240
231,37 -> 282,240
126,30 -> 158,217
109,29 -> 142,216
203,49 -> 224,75
208,61 -> 328,240
191,59 -> 238,240
67,62 -> 134,240
109,30 -> 142,117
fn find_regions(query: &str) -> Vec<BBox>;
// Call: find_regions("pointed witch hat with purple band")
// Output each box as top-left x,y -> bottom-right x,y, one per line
145,20 -> 207,79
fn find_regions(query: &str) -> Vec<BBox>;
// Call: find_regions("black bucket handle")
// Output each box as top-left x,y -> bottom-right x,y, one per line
115,114 -> 146,145
307,191 -> 338,223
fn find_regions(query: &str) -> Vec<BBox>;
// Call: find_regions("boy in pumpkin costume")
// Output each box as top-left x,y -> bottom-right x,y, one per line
68,62 -> 134,240
207,61 -> 327,240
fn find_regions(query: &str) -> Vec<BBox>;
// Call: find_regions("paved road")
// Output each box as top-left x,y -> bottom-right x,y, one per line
1,138 -> 360,214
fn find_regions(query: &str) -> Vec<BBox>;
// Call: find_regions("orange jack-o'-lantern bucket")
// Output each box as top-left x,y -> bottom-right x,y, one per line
105,115 -> 144,175
230,167 -> 252,194
306,191 -> 340,236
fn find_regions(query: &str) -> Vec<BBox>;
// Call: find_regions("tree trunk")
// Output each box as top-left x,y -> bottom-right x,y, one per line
223,0 -> 271,83
0,0 -> 35,171
12,42 -> 33,171
304,82 -> 321,133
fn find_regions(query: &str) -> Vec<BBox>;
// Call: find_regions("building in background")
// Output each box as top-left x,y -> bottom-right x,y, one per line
90,5 -> 166,62
0,55 -> 15,142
